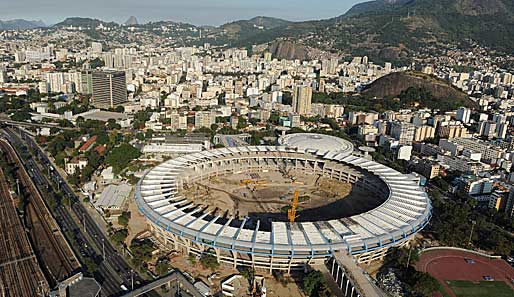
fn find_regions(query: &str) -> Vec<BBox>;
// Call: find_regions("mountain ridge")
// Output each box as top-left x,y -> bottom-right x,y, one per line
4,0 -> 514,62
0,19 -> 46,30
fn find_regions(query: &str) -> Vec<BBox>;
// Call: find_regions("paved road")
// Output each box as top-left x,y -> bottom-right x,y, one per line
2,127 -> 158,297
0,117 -> 78,131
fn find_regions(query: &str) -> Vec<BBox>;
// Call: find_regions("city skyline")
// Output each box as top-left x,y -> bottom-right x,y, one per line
2,0 -> 514,296
2,0 -> 364,26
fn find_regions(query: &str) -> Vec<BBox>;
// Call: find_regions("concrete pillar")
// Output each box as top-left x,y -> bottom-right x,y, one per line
215,248 -> 221,262
231,250 -> 238,268
287,257 -> 293,274
335,266 -> 341,286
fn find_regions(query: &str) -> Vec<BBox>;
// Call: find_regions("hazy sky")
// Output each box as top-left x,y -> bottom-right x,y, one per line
3,0 -> 365,26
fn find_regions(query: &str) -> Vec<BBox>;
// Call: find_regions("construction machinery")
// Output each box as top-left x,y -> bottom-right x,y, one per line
240,179 -> 268,186
240,179 -> 253,185
288,190 -> 299,223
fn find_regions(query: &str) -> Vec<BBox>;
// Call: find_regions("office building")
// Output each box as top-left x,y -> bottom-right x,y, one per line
91,70 -> 127,108
292,85 -> 312,115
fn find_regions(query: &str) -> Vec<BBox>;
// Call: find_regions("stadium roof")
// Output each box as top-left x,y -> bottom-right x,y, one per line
135,146 -> 431,257
278,133 -> 354,156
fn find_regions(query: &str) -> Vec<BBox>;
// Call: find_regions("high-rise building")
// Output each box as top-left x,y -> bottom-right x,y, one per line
489,190 -> 508,211
91,42 -> 103,53
45,72 -> 66,93
81,70 -> 93,94
390,121 -> 415,145
194,111 -> 216,129
292,85 -> 312,115
168,112 -> 187,131
414,125 -> 436,142
504,188 -> 514,218
456,107 -> 471,124
91,70 -> 127,108
478,121 -> 497,139
0,67 -> 7,83
230,115 -> 239,130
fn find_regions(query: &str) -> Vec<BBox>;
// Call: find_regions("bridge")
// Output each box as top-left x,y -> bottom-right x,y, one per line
327,252 -> 388,297
0,118 -> 78,131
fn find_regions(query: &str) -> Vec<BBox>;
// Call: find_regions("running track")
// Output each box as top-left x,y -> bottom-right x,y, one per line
416,249 -> 514,297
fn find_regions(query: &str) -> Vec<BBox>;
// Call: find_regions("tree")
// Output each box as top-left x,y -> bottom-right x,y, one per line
58,119 -> 74,127
110,229 -> 128,245
303,270 -> 330,297
10,111 -> 31,122
135,132 -> 145,141
145,129 -> 154,139
155,260 -> 171,276
106,143 -> 141,174
237,117 -> 248,130
107,119 -> 121,130
118,211 -> 131,227
90,57 -> 105,69
130,239 -> 154,268
84,257 -> 98,274
199,254 -> 219,270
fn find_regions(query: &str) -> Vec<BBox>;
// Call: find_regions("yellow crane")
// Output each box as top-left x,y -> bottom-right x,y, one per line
288,190 -> 299,223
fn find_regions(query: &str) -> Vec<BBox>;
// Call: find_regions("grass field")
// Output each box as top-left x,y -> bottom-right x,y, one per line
446,280 -> 514,297
435,282 -> 451,297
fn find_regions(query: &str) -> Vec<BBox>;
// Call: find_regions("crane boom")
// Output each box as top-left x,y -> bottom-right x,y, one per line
288,190 -> 299,223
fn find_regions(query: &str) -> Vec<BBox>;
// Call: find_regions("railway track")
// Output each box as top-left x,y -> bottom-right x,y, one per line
0,161 -> 48,296
0,139 -> 80,286
4,127 -> 161,297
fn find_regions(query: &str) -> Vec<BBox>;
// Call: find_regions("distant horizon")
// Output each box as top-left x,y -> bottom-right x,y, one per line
1,0 -> 365,26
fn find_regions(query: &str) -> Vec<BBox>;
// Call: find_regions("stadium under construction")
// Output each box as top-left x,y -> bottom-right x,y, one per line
135,134 -> 432,272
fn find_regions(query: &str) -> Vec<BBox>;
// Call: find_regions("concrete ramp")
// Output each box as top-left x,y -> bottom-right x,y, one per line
327,252 -> 387,297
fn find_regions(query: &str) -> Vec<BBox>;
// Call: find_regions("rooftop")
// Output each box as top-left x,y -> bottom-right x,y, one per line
73,109 -> 130,122
278,133 -> 354,156
95,184 -> 132,210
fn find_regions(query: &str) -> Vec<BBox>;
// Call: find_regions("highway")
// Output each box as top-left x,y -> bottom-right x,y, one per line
0,117 -> 78,131
2,127 -> 158,297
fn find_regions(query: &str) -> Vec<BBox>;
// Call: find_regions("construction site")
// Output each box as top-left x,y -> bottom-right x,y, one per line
182,166 -> 385,231
137,145 -> 432,271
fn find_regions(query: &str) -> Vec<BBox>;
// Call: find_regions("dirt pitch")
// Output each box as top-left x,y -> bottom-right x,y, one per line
416,249 -> 514,297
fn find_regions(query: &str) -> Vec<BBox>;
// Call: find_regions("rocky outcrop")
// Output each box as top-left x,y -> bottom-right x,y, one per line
268,40 -> 309,61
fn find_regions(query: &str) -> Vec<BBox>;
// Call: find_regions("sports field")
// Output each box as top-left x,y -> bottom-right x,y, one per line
416,248 -> 514,297
446,280 -> 514,297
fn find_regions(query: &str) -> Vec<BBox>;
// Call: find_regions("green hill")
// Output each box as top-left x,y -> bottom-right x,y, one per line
218,0 -> 514,62
53,17 -> 119,28
362,71 -> 478,110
